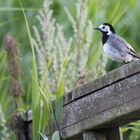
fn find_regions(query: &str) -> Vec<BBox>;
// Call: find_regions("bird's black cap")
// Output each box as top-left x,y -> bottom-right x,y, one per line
102,23 -> 116,33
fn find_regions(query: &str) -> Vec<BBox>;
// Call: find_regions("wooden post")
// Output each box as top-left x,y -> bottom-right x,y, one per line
83,128 -> 123,140
83,130 -> 106,140
105,128 -> 123,140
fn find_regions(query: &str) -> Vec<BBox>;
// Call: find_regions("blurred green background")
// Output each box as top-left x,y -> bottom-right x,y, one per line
0,0 -> 140,139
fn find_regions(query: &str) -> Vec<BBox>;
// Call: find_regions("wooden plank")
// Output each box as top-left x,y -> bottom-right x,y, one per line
64,61 -> 140,105
83,131 -> 106,140
60,72 -> 140,139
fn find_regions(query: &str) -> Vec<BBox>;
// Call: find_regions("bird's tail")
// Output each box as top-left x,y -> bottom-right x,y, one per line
129,51 -> 140,61
133,54 -> 140,59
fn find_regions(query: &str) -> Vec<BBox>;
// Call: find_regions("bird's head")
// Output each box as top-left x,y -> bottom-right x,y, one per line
94,23 -> 116,35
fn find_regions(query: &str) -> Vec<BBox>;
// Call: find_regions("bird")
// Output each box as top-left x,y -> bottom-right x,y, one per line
94,23 -> 140,62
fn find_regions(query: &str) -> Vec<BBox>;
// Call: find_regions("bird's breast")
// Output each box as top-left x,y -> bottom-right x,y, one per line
103,43 -> 112,55
103,43 -> 119,59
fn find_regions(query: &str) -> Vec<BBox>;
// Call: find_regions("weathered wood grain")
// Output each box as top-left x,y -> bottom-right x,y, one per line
64,60 -> 140,105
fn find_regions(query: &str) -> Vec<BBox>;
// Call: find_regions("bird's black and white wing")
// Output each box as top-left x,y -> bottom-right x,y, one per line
108,34 -> 140,60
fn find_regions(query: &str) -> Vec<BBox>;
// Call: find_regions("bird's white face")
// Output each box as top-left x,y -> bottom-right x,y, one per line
98,24 -> 112,35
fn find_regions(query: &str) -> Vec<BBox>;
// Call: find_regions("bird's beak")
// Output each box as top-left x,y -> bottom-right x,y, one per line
94,27 -> 99,30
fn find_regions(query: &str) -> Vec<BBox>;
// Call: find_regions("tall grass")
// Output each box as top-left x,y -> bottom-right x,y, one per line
18,0 -> 42,139
0,49 -> 15,139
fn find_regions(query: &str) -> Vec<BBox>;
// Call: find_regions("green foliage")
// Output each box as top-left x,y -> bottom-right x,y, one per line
0,50 -> 13,113
51,131 -> 60,140
0,47 -> 15,139
0,104 -> 12,139
55,79 -> 64,127
122,121 -> 140,140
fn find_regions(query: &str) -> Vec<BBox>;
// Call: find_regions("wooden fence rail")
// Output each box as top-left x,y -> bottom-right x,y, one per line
26,60 -> 140,140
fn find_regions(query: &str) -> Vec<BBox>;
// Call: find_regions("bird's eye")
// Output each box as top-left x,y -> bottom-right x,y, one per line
102,26 -> 105,29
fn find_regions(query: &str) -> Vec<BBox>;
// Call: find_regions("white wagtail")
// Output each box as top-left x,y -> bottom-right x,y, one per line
94,23 -> 140,62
